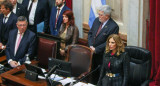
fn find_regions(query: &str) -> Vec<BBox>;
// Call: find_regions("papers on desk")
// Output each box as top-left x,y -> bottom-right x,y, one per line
58,77 -> 95,86
59,77 -> 75,85
38,68 -> 47,79
50,74 -> 64,81
37,70 -> 95,86
74,82 -> 95,86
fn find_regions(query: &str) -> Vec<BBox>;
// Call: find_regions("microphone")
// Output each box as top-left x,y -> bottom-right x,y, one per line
64,65 -> 101,86
46,64 -> 60,78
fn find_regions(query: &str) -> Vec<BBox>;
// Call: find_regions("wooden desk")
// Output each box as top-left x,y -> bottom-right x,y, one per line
0,56 -> 6,63
0,61 -> 47,86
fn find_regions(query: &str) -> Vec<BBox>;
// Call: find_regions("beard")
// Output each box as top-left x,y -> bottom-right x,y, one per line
57,3 -> 63,7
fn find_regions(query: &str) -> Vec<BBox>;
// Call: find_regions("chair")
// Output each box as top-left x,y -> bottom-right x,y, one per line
37,33 -> 60,68
77,38 -> 88,46
66,44 -> 93,77
125,46 -> 151,86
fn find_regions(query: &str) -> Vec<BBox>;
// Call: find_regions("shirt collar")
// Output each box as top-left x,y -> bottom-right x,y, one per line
57,4 -> 65,10
102,18 -> 110,28
4,12 -> 11,18
14,3 -> 17,9
18,30 -> 24,35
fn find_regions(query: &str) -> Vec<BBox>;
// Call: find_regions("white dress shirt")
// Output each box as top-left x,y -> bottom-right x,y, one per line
12,3 -> 17,14
101,18 -> 110,29
8,31 -> 24,65
3,12 -> 11,23
56,4 -> 64,18
14,31 -> 24,55
28,0 -> 38,25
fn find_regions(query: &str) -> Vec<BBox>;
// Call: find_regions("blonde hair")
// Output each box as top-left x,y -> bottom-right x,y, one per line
105,34 -> 125,56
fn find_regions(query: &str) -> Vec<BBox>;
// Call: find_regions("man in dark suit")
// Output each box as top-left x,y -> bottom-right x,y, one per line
6,16 -> 36,68
50,0 -> 70,36
9,0 -> 26,17
0,1 -> 17,50
22,0 -> 50,33
48,0 -> 55,11
88,5 -> 119,84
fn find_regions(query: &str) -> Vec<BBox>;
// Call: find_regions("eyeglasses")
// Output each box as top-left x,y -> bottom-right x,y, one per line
17,24 -> 27,27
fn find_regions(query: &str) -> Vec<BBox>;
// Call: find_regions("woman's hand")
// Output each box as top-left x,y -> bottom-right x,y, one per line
60,49 -> 65,56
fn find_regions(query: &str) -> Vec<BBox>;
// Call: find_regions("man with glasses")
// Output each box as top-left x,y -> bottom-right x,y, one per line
6,16 -> 36,68
88,5 -> 119,84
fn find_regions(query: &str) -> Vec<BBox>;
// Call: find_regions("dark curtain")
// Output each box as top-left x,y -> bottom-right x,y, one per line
65,0 -> 72,10
149,0 -> 160,85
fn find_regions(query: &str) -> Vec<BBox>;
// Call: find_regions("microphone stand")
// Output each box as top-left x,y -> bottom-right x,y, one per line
46,65 -> 62,86
73,65 -> 100,85
65,65 -> 101,86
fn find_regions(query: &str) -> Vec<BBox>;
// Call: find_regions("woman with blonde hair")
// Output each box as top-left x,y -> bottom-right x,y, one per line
97,34 -> 129,86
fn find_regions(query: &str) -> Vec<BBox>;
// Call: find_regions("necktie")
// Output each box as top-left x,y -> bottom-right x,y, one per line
55,8 -> 60,28
16,34 -> 22,52
3,17 -> 7,24
96,23 -> 103,37
28,0 -> 34,16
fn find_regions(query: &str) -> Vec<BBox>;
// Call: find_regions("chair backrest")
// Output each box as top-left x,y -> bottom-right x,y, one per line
77,38 -> 88,46
37,33 -> 60,68
125,46 -> 151,86
66,44 -> 93,77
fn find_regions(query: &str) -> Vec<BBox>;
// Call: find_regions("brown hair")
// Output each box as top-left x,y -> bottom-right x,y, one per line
105,34 -> 125,56
0,1 -> 13,11
62,10 -> 75,26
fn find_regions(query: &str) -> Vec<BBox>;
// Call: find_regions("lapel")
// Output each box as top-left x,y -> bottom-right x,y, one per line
34,0 -> 40,21
12,29 -> 18,54
57,6 -> 65,23
26,0 -> 30,7
16,30 -> 28,53
96,19 -> 111,37
16,3 -> 20,15
2,13 -> 12,33
5,12 -> 12,26
0,15 -> 4,27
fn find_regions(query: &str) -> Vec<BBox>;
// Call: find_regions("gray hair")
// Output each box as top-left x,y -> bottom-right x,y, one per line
99,5 -> 111,16
17,16 -> 28,22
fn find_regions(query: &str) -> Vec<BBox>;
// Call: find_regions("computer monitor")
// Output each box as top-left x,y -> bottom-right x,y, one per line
24,63 -> 45,77
48,58 -> 72,77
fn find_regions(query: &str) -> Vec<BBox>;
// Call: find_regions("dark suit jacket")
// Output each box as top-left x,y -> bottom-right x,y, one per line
88,17 -> 119,54
48,0 -> 55,11
15,3 -> 26,17
50,5 -> 70,36
22,0 -> 50,32
0,12 -> 17,45
6,29 -> 36,64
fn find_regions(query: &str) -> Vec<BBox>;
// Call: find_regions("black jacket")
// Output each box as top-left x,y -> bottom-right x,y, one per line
97,52 -> 130,86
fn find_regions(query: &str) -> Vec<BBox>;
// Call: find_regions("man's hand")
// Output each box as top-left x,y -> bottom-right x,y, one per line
3,45 -> 6,49
60,49 -> 65,56
9,61 -> 19,68
0,43 -> 3,49
0,43 -> 6,50
90,46 -> 95,53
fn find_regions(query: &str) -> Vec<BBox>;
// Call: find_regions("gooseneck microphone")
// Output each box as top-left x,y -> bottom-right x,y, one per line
64,65 -> 101,86
46,64 -> 60,78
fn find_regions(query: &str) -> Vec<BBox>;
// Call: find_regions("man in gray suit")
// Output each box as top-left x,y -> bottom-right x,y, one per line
88,5 -> 119,84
